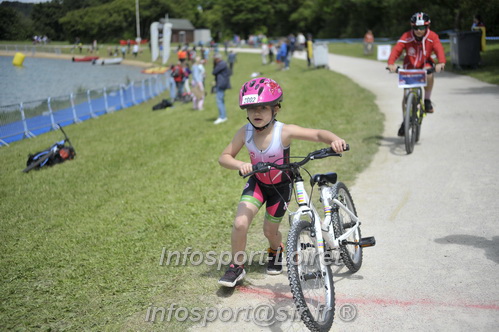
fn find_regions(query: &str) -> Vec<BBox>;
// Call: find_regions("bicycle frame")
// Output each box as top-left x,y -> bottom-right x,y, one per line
403,87 -> 425,119
288,175 -> 361,257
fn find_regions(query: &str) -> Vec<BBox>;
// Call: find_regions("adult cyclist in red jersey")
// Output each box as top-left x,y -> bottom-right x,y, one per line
387,12 -> 446,137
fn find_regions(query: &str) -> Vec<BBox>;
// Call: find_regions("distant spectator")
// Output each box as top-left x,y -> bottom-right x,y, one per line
132,44 -> 139,57
227,51 -> 237,72
212,53 -> 231,124
191,57 -> 206,110
297,32 -> 306,51
269,42 -> 276,64
287,34 -> 296,55
180,45 -> 189,63
278,39 -> 289,70
363,30 -> 374,55
306,34 -> 314,67
471,14 -> 486,51
261,42 -> 269,65
182,62 -> 191,96
166,64 -> 177,104
172,62 -> 185,101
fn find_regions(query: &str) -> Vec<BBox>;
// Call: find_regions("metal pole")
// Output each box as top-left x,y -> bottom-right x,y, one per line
47,97 -> 58,130
20,103 -> 35,138
70,93 -> 81,123
136,0 -> 141,40
87,90 -> 96,118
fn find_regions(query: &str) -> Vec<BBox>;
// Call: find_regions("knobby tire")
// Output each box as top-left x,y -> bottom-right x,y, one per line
332,182 -> 363,273
22,151 -> 55,173
404,92 -> 417,154
287,219 -> 335,332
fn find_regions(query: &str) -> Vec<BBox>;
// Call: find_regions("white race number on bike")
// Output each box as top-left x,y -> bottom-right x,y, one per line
241,94 -> 259,105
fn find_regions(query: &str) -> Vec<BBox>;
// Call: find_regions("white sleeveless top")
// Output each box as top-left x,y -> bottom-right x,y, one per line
245,121 -> 290,184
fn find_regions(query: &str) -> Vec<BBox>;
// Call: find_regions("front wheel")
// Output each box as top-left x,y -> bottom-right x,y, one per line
22,151 -> 55,173
404,92 -> 417,154
415,106 -> 423,143
287,219 -> 335,332
333,182 -> 363,273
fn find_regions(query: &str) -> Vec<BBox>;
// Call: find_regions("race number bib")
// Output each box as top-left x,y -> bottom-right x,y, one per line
241,94 -> 258,105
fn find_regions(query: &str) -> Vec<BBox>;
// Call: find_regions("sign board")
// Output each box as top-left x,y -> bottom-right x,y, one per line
377,45 -> 391,61
398,69 -> 427,88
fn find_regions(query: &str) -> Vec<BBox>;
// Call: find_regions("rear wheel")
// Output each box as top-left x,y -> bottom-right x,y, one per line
404,92 -> 417,154
287,219 -> 335,332
333,182 -> 363,273
22,151 -> 54,173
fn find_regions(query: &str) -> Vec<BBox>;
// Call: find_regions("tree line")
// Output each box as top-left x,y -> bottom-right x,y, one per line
1,0 -> 497,43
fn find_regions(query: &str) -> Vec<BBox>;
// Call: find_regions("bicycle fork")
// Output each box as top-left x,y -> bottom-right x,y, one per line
289,180 -> 330,275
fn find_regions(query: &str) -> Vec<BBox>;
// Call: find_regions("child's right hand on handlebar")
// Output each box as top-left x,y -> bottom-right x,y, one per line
387,64 -> 398,73
238,162 -> 254,176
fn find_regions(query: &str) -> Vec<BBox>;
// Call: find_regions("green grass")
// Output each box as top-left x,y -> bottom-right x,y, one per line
328,40 -> 499,85
0,53 -> 382,330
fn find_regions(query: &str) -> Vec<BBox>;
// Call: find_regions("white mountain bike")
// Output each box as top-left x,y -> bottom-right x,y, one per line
243,146 -> 376,331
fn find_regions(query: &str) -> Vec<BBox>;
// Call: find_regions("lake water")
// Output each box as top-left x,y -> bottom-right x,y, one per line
0,56 -> 150,107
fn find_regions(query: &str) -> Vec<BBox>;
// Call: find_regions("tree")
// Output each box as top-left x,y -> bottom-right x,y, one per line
5,0 -> 498,42
0,6 -> 33,40
31,2 -> 65,40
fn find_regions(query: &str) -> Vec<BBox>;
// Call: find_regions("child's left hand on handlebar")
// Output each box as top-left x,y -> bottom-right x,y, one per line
435,63 -> 445,72
331,139 -> 347,153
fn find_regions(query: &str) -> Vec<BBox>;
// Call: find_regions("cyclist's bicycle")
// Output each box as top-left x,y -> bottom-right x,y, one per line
243,146 -> 376,331
388,67 -> 435,154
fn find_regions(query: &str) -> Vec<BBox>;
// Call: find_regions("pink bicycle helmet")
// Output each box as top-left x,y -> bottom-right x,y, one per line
239,77 -> 283,109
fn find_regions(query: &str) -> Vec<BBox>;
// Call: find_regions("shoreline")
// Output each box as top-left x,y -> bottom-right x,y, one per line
0,50 -> 152,68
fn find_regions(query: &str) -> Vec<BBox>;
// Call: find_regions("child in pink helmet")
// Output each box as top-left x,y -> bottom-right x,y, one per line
218,77 -> 347,287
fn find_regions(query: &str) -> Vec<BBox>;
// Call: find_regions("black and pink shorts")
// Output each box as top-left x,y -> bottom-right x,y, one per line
240,176 -> 293,223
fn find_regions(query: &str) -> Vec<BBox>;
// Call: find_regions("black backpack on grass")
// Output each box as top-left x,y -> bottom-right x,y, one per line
152,99 -> 173,111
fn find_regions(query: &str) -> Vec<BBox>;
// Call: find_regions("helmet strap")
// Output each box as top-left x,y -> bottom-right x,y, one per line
247,110 -> 277,132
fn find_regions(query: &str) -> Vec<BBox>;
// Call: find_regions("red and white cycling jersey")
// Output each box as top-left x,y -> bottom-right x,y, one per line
388,29 -> 446,69
245,121 -> 290,185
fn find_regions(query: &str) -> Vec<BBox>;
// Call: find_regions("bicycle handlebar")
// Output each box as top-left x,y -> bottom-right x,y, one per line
240,144 -> 349,178
386,66 -> 435,74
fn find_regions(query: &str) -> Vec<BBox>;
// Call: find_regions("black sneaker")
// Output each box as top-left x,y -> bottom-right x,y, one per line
267,244 -> 284,275
397,122 -> 405,137
424,99 -> 434,113
218,264 -> 245,287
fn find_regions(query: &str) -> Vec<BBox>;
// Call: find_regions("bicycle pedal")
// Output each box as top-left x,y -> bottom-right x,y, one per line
359,236 -> 376,248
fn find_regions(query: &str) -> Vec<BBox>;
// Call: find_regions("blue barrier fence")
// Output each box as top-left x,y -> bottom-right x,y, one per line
0,73 -> 169,146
